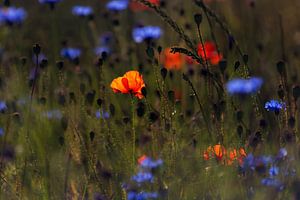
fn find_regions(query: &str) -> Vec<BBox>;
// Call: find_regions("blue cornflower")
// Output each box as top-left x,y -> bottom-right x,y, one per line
261,178 -> 284,191
72,6 -> 93,17
95,110 -> 110,119
132,26 -> 162,43
43,109 -> 63,120
139,157 -> 163,169
131,172 -> 154,183
127,191 -> 159,200
106,0 -> 129,11
269,166 -> 279,176
0,101 -> 7,112
0,7 -> 26,25
39,0 -> 62,4
265,100 -> 285,112
226,77 -> 263,95
277,148 -> 287,159
94,46 -> 111,57
0,128 -> 4,136
60,48 -> 81,61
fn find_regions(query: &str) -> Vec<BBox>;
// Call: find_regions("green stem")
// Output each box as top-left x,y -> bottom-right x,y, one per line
131,96 -> 136,168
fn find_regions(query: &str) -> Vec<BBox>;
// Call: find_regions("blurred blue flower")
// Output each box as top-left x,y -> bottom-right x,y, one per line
72,6 -> 93,17
277,148 -> 287,159
132,26 -> 162,43
94,46 -> 111,57
95,110 -> 110,119
39,0 -> 62,4
261,178 -> 284,191
131,172 -> 154,183
0,128 -> 4,136
127,191 -> 159,200
269,166 -> 279,176
226,77 -> 263,95
0,101 -> 7,112
43,109 -> 63,120
140,157 -> 163,169
265,100 -> 285,112
0,7 -> 27,25
60,48 -> 81,61
106,0 -> 129,11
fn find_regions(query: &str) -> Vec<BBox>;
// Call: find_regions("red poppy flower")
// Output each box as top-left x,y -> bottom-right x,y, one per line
197,41 -> 222,65
110,70 -> 145,99
130,0 -> 160,12
162,48 -> 184,70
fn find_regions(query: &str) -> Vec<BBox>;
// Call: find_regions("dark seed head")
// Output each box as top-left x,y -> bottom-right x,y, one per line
160,68 -> 167,79
149,112 -> 159,123
33,44 -> 41,55
194,13 -> 202,26
276,61 -> 285,75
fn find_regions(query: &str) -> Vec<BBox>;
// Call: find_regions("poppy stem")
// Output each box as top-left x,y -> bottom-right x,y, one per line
131,95 -> 136,168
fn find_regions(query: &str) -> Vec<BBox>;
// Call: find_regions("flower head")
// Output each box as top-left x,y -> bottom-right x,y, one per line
0,101 -> 7,112
132,26 -> 162,43
162,48 -> 184,70
265,100 -> 285,112
0,7 -> 26,25
197,41 -> 222,65
226,77 -> 263,95
110,70 -> 145,99
131,171 -> 154,183
94,46 -> 110,57
106,0 -> 129,11
60,47 -> 81,61
72,5 -> 93,17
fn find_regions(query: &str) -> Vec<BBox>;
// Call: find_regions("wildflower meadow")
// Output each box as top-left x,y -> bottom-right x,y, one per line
0,0 -> 300,199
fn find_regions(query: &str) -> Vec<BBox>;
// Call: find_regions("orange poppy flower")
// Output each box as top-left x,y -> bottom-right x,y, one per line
197,41 -> 223,65
110,70 -> 145,99
213,144 -> 225,161
162,48 -> 184,70
130,0 -> 160,11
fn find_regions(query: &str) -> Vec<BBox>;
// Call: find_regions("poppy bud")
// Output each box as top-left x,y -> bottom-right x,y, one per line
219,60 -> 227,73
40,59 -> 48,69
33,44 -> 41,55
56,61 -> 64,70
58,94 -> 66,106
136,102 -> 145,117
109,104 -> 115,116
85,90 -> 95,105
288,117 -> 296,128
293,85 -> 300,100
236,110 -> 243,122
21,57 -> 27,66
58,136 -> 64,146
146,47 -> 154,58
243,54 -> 248,64
194,13 -> 202,26
97,98 -> 103,107
90,131 -> 95,142
276,61 -> 285,75
237,125 -> 243,138
149,112 -> 159,123
259,119 -> 267,129
168,90 -> 175,102
160,68 -> 167,79
157,46 -> 162,54
141,87 -> 147,98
